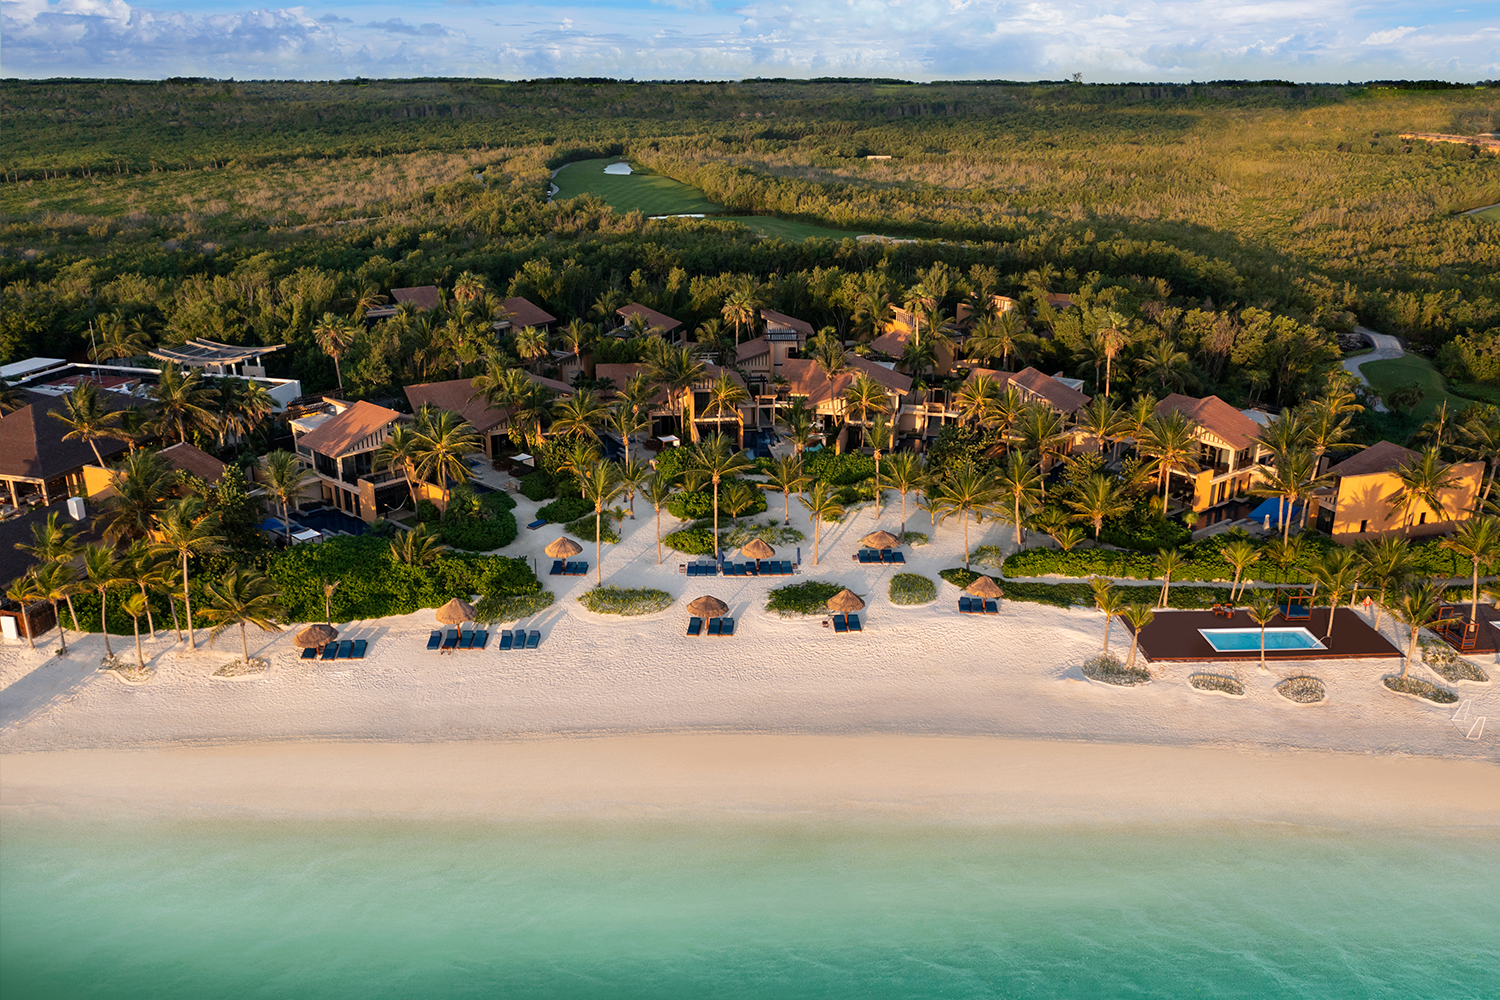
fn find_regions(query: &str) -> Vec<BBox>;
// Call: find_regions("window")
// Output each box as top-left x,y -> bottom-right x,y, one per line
1359,520 -> 1368,533
1419,512 -> 1428,525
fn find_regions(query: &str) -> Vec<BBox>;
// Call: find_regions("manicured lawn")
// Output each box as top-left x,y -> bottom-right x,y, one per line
551,158 -> 720,216
1473,204 -> 1500,223
1360,354 -> 1472,421
723,216 -> 867,241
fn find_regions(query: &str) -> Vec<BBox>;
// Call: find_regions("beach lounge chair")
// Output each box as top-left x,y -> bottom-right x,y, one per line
441,630 -> 460,652
958,596 -> 973,614
525,630 -> 541,649
526,519 -> 547,530
832,614 -> 848,633
687,616 -> 703,637
512,630 -> 527,650
890,551 -> 905,564
499,631 -> 514,650
458,631 -> 475,650
847,614 -> 861,632
721,617 -> 735,636
350,639 -> 367,659
426,630 -> 442,650
550,560 -> 565,576
880,548 -> 893,563
472,631 -> 488,649
746,562 -> 759,576
321,643 -> 339,661
857,550 -> 873,564
301,646 -> 318,660
984,600 -> 999,615
707,618 -> 723,636
574,562 -> 589,576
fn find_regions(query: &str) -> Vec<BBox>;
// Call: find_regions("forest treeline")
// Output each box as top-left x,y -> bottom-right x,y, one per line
1,79 -> 1497,415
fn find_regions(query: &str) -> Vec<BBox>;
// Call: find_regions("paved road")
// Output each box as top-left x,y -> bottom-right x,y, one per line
1342,326 -> 1404,413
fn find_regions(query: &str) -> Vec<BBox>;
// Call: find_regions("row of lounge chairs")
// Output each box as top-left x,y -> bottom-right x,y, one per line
723,561 -> 795,577
427,629 -> 491,652
958,597 -> 999,615
831,613 -> 863,633
498,629 -> 543,650
549,560 -> 590,576
302,639 -> 368,660
686,617 -> 737,636
856,548 -> 906,564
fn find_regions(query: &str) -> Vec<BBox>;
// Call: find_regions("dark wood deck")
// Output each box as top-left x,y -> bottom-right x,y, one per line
1429,602 -> 1500,655
1130,608 -> 1400,663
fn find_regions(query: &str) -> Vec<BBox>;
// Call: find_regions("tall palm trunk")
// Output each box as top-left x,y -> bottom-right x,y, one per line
595,507 -> 604,585
52,599 -> 68,652
99,587 -> 113,656
181,552 -> 195,649
712,476 -> 721,563
138,582 -> 155,638
64,594 -> 80,633
241,622 -> 250,663
132,615 -> 144,668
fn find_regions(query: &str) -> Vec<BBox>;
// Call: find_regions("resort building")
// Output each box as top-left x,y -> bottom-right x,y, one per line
364,286 -> 442,320
1,357 -> 302,412
493,297 -> 557,333
736,309 -> 813,384
781,356 -> 913,452
290,399 -> 407,521
1154,394 -> 1273,513
0,391 -> 130,509
616,303 -> 684,343
405,374 -> 572,461
872,311 -> 962,376
1312,440 -> 1483,540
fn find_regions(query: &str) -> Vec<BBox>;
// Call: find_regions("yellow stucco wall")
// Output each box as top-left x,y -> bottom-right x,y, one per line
1330,461 -> 1484,537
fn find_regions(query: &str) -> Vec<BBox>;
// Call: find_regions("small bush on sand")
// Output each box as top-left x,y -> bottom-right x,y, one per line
889,573 -> 937,605
214,657 -> 269,678
1419,637 -> 1489,683
898,531 -> 928,546
476,590 -> 555,624
1276,675 -> 1327,704
566,514 -> 621,544
1082,653 -> 1151,686
1189,673 -> 1244,696
968,545 -> 1006,569
537,496 -> 592,523
664,527 -> 717,554
1383,675 -> 1459,704
578,586 -> 673,616
767,581 -> 843,617
519,471 -> 556,501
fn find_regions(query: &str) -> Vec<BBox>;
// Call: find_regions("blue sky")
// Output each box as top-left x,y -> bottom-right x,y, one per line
4,0 -> 1498,81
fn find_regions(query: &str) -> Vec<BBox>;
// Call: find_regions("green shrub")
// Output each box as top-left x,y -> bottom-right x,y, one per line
898,531 -> 928,546
766,580 -> 845,616
945,571 -> 1233,609
1418,637 -> 1489,683
475,590 -> 556,623
438,513 -> 518,551
579,586 -> 673,615
1277,675 -> 1328,703
722,519 -> 805,547
538,496 -> 592,523
1189,673 -> 1245,695
889,573 -> 937,605
567,514 -> 621,544
968,545 -> 1006,569
519,471 -> 556,501
415,499 -> 441,524
1083,653 -> 1151,686
664,527 -> 718,554
804,450 -> 874,485
1382,675 -> 1458,703
665,485 -> 767,520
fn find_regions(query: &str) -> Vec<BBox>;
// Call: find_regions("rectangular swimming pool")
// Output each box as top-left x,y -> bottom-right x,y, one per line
1198,627 -> 1327,652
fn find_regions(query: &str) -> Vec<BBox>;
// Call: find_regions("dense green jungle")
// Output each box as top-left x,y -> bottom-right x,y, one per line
2,78 -> 1497,443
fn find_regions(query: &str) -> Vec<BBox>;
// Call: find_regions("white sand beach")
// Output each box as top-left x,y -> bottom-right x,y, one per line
2,496 -> 1496,827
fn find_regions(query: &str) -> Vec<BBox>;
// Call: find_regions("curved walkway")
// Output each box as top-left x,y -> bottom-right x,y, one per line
1342,327 -> 1404,413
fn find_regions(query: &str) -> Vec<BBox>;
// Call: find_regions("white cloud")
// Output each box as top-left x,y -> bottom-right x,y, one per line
1361,25 -> 1420,45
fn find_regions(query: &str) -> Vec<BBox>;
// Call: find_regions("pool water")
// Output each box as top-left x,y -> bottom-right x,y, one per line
293,508 -> 368,536
1199,627 -> 1326,652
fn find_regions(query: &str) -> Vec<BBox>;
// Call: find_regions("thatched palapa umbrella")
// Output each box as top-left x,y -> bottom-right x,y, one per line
827,589 -> 865,613
293,623 -> 339,649
965,576 -> 1004,600
545,536 -> 583,559
741,538 -> 775,560
862,530 -> 900,549
436,598 -> 477,625
687,595 -> 729,618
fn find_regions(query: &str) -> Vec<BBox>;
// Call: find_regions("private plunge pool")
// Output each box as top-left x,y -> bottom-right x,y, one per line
1199,627 -> 1327,653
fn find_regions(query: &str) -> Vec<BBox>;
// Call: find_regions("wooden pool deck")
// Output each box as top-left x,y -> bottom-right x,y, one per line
1429,602 -> 1500,656
1129,608 -> 1400,663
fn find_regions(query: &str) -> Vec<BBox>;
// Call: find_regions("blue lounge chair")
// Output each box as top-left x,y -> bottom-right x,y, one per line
301,646 -> 318,660
721,617 -> 735,636
688,564 -> 702,577
857,550 -> 872,564
550,560 -> 564,576
958,596 -> 973,614
525,630 -> 541,649
526,519 -> 547,530
350,639 -> 367,659
472,630 -> 488,649
847,614 -> 862,632
335,640 -> 352,658
442,631 -> 460,651
499,631 -> 514,650
512,630 -> 527,650
984,600 -> 999,615
881,548 -> 893,563
891,551 -> 906,564
745,562 -> 759,576
321,643 -> 339,660
707,618 -> 723,636
458,631 -> 475,650
833,614 -> 848,633
783,560 -> 794,575
577,562 -> 589,576
426,630 -> 442,650
687,617 -> 703,636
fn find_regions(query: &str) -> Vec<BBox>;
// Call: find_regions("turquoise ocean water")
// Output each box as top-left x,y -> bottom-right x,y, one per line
2,817 -> 1496,999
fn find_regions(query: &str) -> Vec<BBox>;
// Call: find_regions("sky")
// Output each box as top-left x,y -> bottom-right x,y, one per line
3,0 -> 1498,82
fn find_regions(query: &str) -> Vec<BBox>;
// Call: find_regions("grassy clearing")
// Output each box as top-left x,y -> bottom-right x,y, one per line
552,158 -> 720,216
1473,204 -> 1500,223
722,216 -> 866,241
1359,354 -> 1472,421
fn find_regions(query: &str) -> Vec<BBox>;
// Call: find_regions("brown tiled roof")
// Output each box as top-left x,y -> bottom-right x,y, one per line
296,400 -> 400,457
780,356 -> 912,409
759,309 -> 814,338
0,393 -> 130,481
1010,367 -> 1090,414
617,302 -> 682,334
497,297 -> 557,329
1045,292 -> 1074,309
868,326 -> 911,356
1325,440 -> 1421,478
1156,394 -> 1261,451
157,442 -> 226,484
737,336 -> 771,363
406,374 -> 571,435
961,367 -> 1016,387
390,286 -> 442,311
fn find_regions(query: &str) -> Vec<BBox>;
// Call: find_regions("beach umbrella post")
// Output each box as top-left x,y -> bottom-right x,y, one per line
435,597 -> 477,628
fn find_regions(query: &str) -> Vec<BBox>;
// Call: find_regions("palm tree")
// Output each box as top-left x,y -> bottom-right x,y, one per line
1154,548 -> 1184,608
1440,516 -> 1500,627
617,458 -> 650,519
646,346 -> 707,442
1251,448 -> 1324,542
954,374 -> 1001,430
1076,396 -> 1124,460
1244,595 -> 1281,673
150,495 -> 223,651
883,451 -> 926,535
642,472 -> 678,565
31,561 -> 77,653
16,513 -> 83,631
374,424 -> 424,510
1220,538 -> 1261,601
1015,404 -> 1067,490
150,364 -> 213,443
1389,447 -> 1460,536
0,377 -> 28,415
1263,535 -> 1305,586
121,591 -> 149,668
808,330 -> 848,382
5,573 -> 43,650
608,397 -> 652,468
313,312 -> 357,392
414,409 -> 480,506
799,481 -> 845,566
1137,410 -> 1201,502
82,542 -> 122,657
841,371 -> 889,450
1301,389 -> 1361,469
120,541 -> 159,638
1392,580 -> 1444,679
1096,317 -> 1129,398
1308,547 -> 1359,642
262,450 -> 312,542
763,455 -> 808,525
93,312 -> 151,363
50,382 -> 122,467
198,565 -> 285,664
779,398 -> 815,456
1134,340 -> 1192,393
1457,407 -> 1500,505
721,281 -> 762,345
578,460 -> 624,585
1121,603 -> 1154,671
866,415 -> 894,519
1097,585 -> 1126,655
557,318 -> 594,370
702,372 -> 749,447
683,435 -> 754,563
929,461 -> 1000,569
993,452 -> 1043,547
453,270 -> 487,305
551,387 -> 609,443
390,523 -> 444,566
514,326 -> 550,369
1065,473 -> 1130,540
